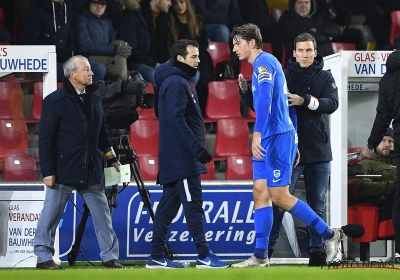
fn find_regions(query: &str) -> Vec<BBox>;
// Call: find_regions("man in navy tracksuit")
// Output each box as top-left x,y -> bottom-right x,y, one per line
146,39 -> 230,269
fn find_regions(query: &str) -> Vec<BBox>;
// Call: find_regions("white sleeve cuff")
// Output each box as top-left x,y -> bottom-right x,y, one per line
307,95 -> 319,110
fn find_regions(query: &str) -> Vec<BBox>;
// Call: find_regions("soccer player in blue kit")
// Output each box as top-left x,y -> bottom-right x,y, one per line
230,23 -> 343,268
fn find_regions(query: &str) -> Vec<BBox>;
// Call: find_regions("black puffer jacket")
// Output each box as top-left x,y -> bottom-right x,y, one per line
284,54 -> 339,163
368,50 -> 400,153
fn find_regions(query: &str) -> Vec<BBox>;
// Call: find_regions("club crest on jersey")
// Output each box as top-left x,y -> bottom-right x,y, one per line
273,170 -> 280,178
258,65 -> 272,81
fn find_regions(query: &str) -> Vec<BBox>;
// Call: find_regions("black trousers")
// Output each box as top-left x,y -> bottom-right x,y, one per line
151,175 -> 209,259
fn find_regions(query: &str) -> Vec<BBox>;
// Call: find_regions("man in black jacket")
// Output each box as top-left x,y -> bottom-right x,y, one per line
268,32 -> 339,266
358,37 -> 400,263
146,39 -> 230,269
35,55 -> 123,269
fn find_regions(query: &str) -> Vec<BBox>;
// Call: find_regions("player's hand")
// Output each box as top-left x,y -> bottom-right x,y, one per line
288,92 -> 304,106
251,132 -> 265,160
112,161 -> 121,172
294,149 -> 300,168
358,145 -> 373,160
43,175 -> 56,188
238,74 -> 248,93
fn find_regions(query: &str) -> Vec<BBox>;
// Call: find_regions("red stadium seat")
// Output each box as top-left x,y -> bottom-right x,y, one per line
262,42 -> 273,54
214,119 -> 251,158
201,161 -> 215,180
138,156 -> 159,181
390,10 -> 400,46
225,155 -> 253,180
145,82 -> 154,93
0,82 -> 24,120
207,42 -> 231,69
240,60 -> 253,81
205,81 -> 242,120
0,119 -> 29,159
30,81 -> 43,122
3,154 -> 36,181
248,108 -> 256,120
0,7 -> 4,28
332,42 -> 356,53
129,119 -> 159,156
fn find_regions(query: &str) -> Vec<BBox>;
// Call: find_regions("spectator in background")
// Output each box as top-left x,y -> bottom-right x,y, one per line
169,0 -> 215,114
358,34 -> 400,264
191,0 -> 242,43
344,0 -> 391,50
237,0 -> 282,62
350,128 -> 396,222
119,0 -> 171,86
279,0 -> 334,57
75,0 -> 131,80
25,0 -> 106,82
314,0 -> 368,51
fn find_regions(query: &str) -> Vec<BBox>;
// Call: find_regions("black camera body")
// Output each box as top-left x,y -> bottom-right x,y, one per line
97,71 -> 154,130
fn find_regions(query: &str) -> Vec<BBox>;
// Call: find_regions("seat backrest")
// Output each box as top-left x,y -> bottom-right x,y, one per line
0,7 -> 4,28
31,82 -> 43,122
207,42 -> 231,69
129,119 -> 159,156
3,154 -> 36,181
0,82 -> 24,120
201,161 -> 215,180
225,155 -> 253,180
240,60 -> 253,81
138,156 -> 159,181
262,42 -> 273,54
0,119 -> 28,158
214,119 -> 251,157
390,10 -> 400,46
205,81 -> 242,119
332,42 -> 356,53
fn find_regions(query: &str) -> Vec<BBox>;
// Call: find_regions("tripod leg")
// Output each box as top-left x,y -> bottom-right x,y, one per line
68,204 -> 90,266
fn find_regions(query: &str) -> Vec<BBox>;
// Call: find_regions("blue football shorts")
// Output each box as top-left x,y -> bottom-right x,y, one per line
253,130 -> 298,186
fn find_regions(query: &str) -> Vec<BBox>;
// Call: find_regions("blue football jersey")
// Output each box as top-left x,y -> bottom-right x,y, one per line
252,52 -> 295,139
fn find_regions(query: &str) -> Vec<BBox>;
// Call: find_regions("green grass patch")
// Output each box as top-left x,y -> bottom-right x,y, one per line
0,262 -> 399,280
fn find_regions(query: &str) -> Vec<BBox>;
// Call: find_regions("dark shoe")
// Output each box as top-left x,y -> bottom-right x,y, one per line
268,248 -> 274,259
308,250 -> 327,267
103,259 -> 124,269
36,260 -> 64,270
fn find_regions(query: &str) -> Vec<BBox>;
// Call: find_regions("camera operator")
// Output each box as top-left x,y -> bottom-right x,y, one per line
35,55 -> 123,270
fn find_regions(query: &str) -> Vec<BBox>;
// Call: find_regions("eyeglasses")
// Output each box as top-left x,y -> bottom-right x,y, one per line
91,3 -> 106,7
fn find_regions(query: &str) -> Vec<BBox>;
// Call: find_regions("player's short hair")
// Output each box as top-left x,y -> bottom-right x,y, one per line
231,23 -> 263,49
170,39 -> 199,60
294,32 -> 317,51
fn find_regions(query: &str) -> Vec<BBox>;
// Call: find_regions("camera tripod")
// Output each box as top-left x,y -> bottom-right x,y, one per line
67,130 -> 172,266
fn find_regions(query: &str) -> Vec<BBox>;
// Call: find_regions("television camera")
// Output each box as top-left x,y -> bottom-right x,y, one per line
67,72 -> 173,266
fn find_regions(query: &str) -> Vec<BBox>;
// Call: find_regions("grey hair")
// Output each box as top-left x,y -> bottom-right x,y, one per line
63,55 -> 89,78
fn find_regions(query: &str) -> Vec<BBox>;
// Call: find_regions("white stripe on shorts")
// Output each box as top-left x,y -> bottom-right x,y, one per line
183,179 -> 192,202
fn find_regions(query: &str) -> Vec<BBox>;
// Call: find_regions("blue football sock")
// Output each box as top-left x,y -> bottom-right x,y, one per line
254,206 -> 273,259
289,200 -> 330,236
